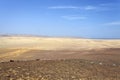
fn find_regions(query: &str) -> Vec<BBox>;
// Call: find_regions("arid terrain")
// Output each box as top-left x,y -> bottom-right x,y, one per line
0,36 -> 120,80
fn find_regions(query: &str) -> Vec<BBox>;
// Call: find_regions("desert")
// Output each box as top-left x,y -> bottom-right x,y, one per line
0,36 -> 120,80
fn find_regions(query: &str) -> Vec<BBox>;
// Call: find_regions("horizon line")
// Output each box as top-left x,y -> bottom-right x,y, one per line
0,34 -> 120,40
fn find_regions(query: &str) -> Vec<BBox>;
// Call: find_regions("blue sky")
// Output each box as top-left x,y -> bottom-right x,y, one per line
0,0 -> 120,38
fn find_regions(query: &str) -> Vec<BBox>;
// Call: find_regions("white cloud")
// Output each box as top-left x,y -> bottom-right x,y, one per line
61,15 -> 87,20
48,6 -> 81,9
48,4 -> 114,12
104,21 -> 120,26
84,6 -> 97,10
48,6 -> 97,10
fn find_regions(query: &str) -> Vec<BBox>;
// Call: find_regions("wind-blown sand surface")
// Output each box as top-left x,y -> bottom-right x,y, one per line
0,36 -> 120,49
0,36 -> 120,62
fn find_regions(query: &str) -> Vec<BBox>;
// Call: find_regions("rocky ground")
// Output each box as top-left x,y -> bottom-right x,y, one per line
0,59 -> 120,80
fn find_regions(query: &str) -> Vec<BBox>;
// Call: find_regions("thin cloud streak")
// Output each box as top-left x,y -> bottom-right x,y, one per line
48,4 -> 115,11
48,5 -> 97,10
48,6 -> 81,9
61,15 -> 87,20
103,21 -> 120,26
84,6 -> 97,10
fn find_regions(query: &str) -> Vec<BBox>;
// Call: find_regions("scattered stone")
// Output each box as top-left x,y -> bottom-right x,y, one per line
71,76 -> 76,78
90,62 -> 94,64
10,60 -> 14,62
17,67 -> 21,69
112,64 -> 116,66
36,59 -> 40,61
10,78 -> 14,80
99,62 -> 103,65
8,68 -> 13,72
6,75 -> 11,78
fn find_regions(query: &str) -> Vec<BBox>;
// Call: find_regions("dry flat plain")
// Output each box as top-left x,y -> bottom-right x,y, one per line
0,36 -> 120,80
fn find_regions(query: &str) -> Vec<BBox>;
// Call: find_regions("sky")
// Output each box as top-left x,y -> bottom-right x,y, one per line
0,0 -> 120,38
